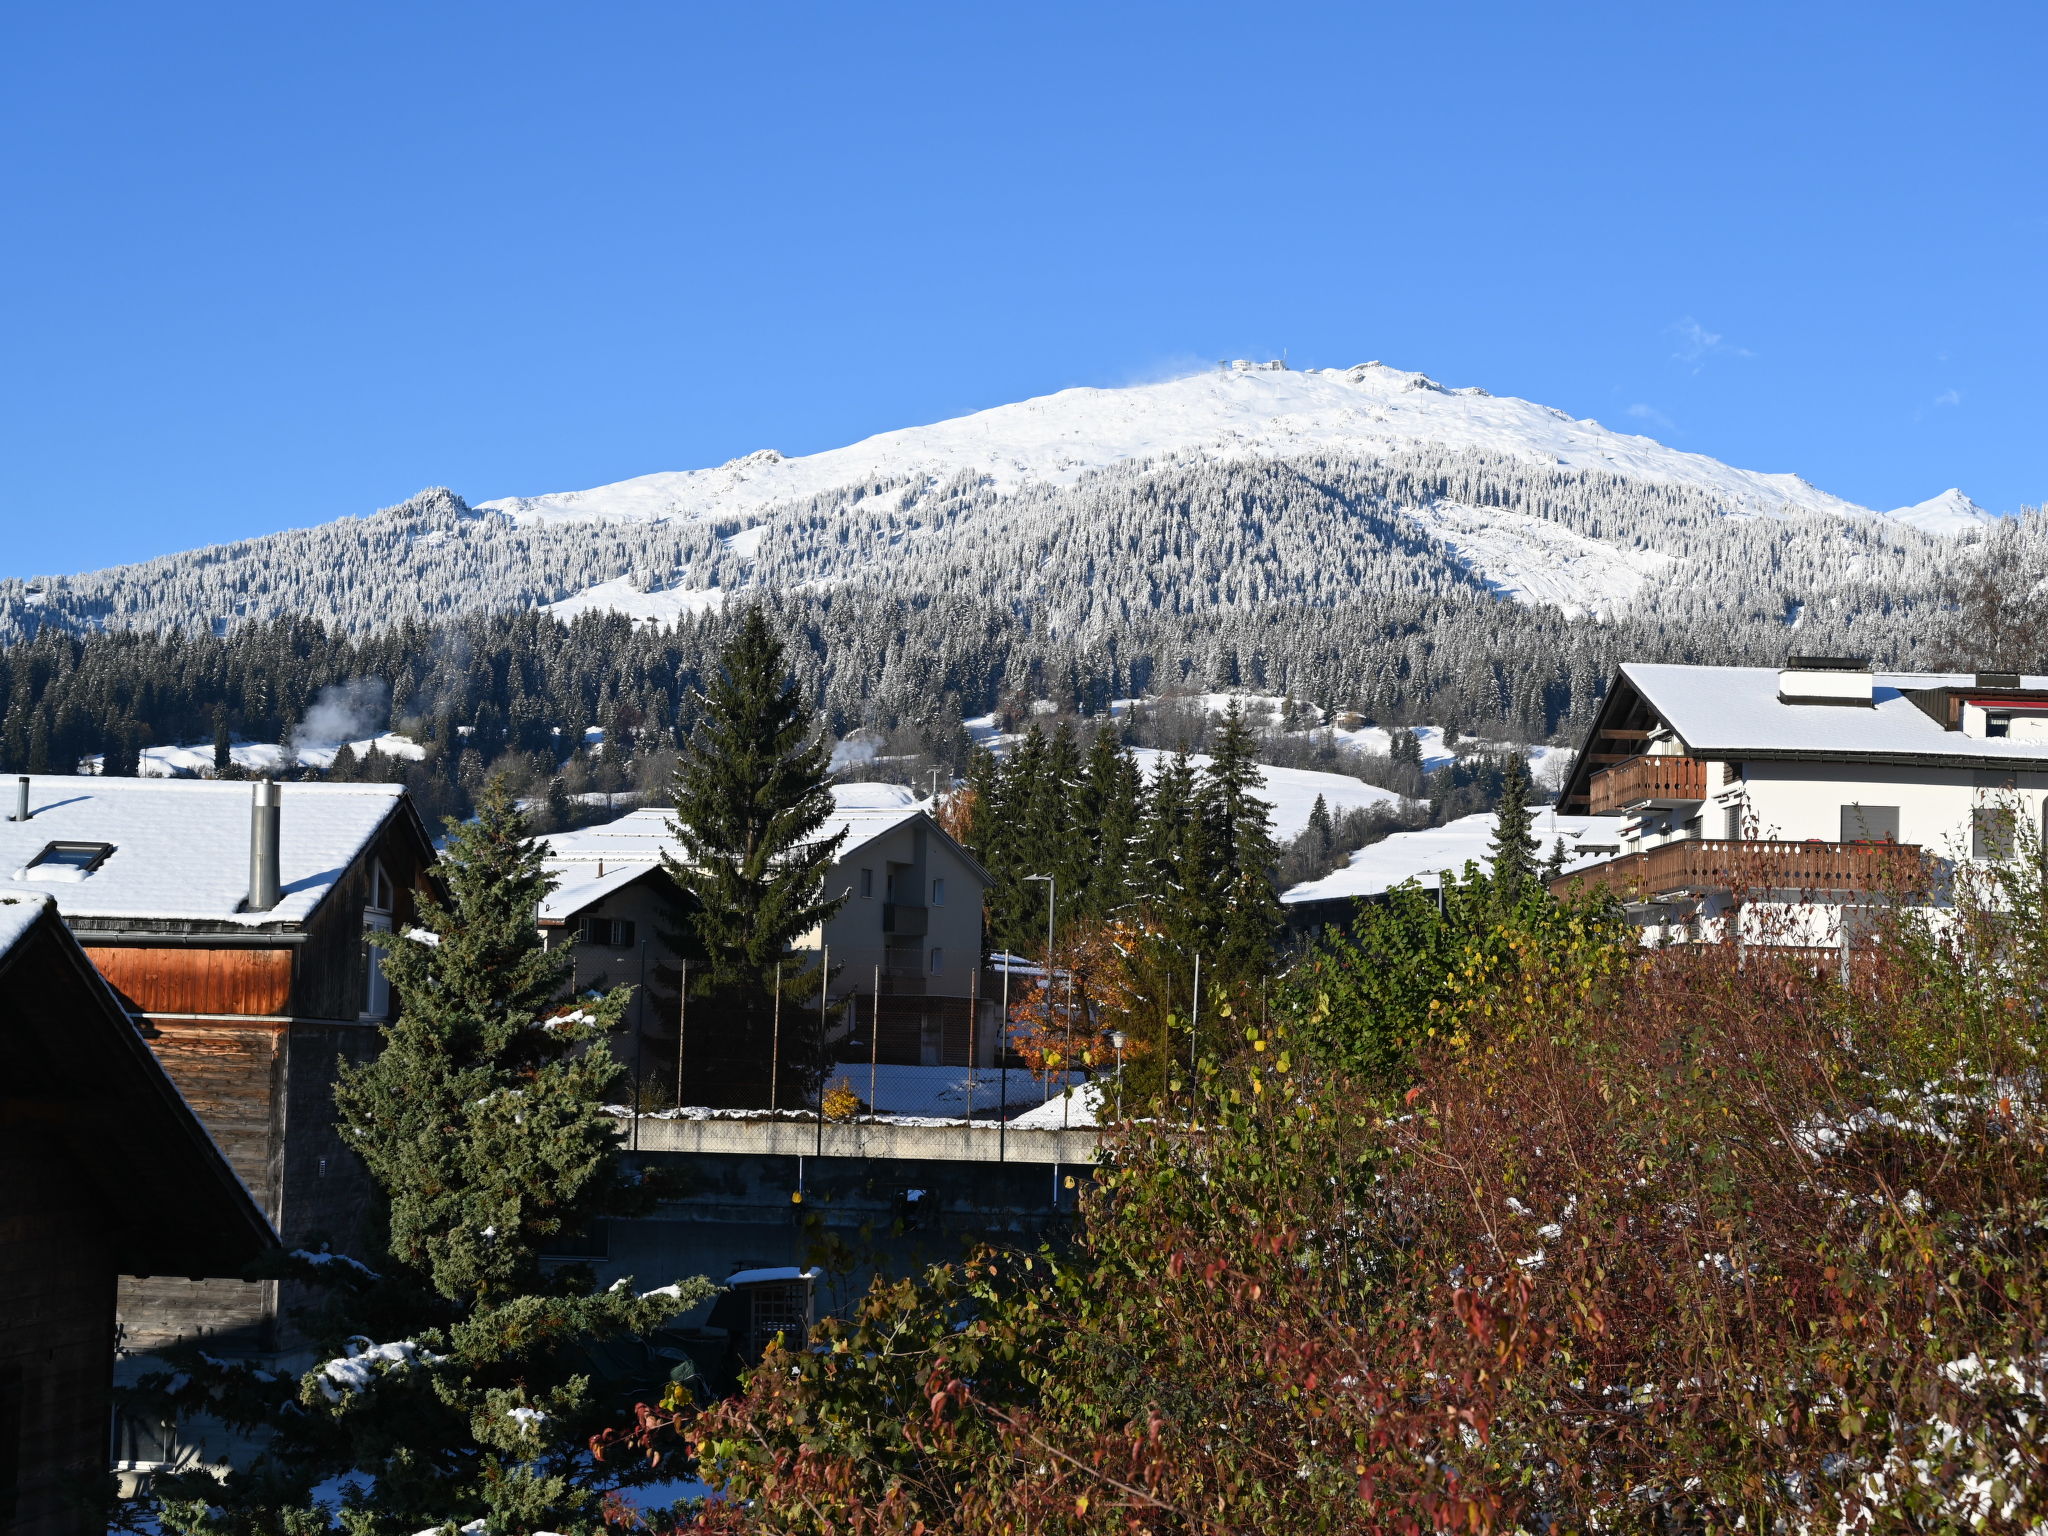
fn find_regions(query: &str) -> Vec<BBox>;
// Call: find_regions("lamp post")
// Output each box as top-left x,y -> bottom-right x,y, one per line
1109,1029 -> 1126,1119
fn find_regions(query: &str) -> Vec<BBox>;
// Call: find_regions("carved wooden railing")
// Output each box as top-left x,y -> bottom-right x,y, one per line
1550,838 -> 1928,901
1587,754 -> 1708,814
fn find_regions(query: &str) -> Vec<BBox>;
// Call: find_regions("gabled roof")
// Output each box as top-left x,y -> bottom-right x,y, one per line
0,895 -> 276,1277
0,776 -> 422,927
1561,665 -> 2048,810
534,783 -> 990,922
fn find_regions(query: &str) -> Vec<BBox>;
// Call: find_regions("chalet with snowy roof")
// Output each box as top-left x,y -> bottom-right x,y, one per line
535,784 -> 996,1089
0,774 -> 435,1352
0,895 -> 274,1536
1553,658 -> 2048,941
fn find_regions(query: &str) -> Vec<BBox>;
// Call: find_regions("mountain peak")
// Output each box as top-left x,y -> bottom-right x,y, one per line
1884,487 -> 1991,535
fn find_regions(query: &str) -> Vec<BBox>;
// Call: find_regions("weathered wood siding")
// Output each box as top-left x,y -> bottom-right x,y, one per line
115,1021 -> 283,1351
84,946 -> 293,1018
0,1114 -> 117,1536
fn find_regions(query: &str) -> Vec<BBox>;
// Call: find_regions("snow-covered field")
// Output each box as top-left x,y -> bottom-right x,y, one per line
1127,747 -> 1408,842
84,733 -> 426,778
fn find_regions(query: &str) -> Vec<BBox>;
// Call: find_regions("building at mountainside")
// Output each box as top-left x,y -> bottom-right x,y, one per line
1280,807 -> 1621,934
1553,658 -> 2048,942
0,774 -> 435,1353
0,896 -> 275,1536
536,783 -> 996,1096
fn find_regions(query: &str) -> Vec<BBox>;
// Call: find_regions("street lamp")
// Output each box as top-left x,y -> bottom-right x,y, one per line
1109,1029 -> 1127,1119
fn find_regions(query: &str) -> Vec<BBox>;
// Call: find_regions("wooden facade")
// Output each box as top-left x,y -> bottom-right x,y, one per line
0,901 -> 274,1536
57,796 -> 439,1356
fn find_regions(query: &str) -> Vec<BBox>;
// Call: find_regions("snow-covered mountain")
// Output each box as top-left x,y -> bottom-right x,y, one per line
473,360 -> 1991,623
0,358 -> 1998,644
485,360 -> 1980,532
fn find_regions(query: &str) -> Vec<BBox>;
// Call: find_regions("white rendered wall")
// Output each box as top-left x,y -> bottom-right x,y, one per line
1736,760 -> 2048,857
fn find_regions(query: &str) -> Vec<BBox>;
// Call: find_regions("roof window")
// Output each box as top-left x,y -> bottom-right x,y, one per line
16,841 -> 116,882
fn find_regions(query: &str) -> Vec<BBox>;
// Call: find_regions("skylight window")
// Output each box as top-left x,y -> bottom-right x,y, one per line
15,841 -> 116,883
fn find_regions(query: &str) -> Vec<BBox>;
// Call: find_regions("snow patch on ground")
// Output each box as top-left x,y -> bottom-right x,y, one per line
1127,747 -> 1410,842
544,576 -> 727,625
1403,500 -> 1678,615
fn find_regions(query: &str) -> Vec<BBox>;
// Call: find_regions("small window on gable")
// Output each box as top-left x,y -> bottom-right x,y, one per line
20,841 -> 114,880
580,916 -> 637,949
368,861 -> 394,912
930,877 -> 946,906
860,867 -> 874,899
929,946 -> 943,975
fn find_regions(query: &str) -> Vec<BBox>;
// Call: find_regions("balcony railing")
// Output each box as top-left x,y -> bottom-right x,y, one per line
1550,838 -> 1928,902
1587,754 -> 1708,814
882,902 -> 928,936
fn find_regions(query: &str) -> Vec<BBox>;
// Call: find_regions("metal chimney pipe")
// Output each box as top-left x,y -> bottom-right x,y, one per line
8,776 -> 26,822
248,779 -> 281,912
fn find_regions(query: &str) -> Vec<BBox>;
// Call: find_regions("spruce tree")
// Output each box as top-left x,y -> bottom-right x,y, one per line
142,778 -> 713,1536
661,608 -> 846,1108
1488,757 -> 1540,899
1199,702 -> 1283,978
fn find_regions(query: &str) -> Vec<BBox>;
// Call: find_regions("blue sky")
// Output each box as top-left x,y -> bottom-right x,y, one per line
4,2 -> 2045,574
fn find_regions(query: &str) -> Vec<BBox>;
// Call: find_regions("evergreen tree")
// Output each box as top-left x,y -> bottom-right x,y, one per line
212,705 -> 231,774
142,779 -> 712,1536
661,608 -> 846,1108
1076,724 -> 1144,922
1306,793 -> 1335,857
1199,702 -> 1283,978
1488,757 -> 1540,898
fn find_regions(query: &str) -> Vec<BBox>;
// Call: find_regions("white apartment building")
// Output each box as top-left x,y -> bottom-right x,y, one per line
1554,657 -> 2048,942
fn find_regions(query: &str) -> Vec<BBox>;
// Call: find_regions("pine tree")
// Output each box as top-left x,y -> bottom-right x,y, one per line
661,608 -> 846,1108
1199,702 -> 1283,978
212,706 -> 231,774
1307,793 -> 1335,857
1489,757 -> 1540,898
142,778 -> 712,1536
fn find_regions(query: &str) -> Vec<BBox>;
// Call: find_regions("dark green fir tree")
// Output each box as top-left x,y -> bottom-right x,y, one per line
661,608 -> 846,1108
135,778 -> 712,1536
1198,701 -> 1283,979
1488,756 -> 1540,900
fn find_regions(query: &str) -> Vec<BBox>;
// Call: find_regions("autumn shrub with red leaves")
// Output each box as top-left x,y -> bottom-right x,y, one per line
603,860 -> 2048,1535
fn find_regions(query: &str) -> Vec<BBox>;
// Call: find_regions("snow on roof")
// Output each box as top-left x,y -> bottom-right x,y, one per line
1282,810 -> 1622,904
0,893 -> 52,959
0,777 -> 407,926
1128,748 -> 1409,843
724,1265 -> 822,1287
1625,664 -> 2048,763
535,783 -> 959,920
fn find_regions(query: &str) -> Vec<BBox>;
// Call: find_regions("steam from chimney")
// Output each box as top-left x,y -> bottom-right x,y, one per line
249,780 -> 281,912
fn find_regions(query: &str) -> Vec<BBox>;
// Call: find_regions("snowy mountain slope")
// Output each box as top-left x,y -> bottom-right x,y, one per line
477,360 -> 1990,624
0,359 -> 2000,650
480,360 -> 1975,532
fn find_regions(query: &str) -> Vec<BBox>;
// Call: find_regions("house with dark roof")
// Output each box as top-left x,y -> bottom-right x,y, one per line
0,895 -> 275,1536
0,774 -> 435,1352
1553,658 -> 2048,942
535,783 -> 996,1098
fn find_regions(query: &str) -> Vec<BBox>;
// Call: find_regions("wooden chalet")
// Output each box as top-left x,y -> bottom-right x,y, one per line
0,774 -> 435,1354
0,895 -> 275,1536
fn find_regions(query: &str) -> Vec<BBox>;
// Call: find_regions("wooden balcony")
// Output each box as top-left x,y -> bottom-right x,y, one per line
1587,754 -> 1708,814
1550,838 -> 1928,903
